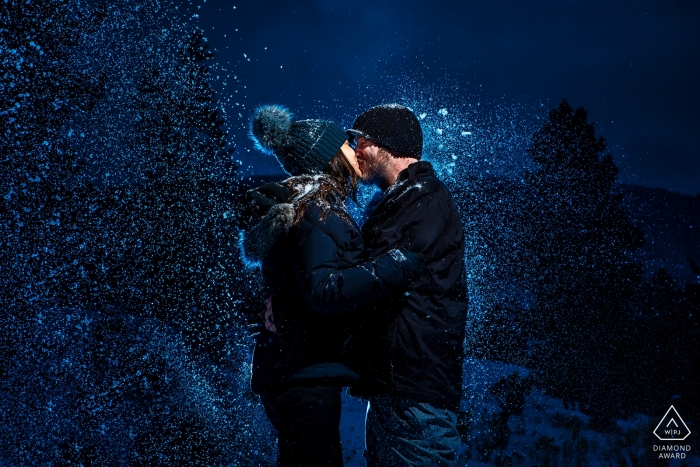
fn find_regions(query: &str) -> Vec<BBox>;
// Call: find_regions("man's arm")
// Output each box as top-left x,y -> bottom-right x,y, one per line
294,214 -> 422,316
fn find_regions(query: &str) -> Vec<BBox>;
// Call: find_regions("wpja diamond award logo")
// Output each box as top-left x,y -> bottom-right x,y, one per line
653,405 -> 692,460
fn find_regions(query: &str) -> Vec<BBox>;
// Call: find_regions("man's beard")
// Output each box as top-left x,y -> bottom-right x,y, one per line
360,148 -> 392,186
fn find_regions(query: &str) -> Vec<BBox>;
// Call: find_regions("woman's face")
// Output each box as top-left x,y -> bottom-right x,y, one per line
340,141 -> 362,176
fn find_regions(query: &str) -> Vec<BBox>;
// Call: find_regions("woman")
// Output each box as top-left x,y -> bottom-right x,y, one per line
241,105 -> 422,467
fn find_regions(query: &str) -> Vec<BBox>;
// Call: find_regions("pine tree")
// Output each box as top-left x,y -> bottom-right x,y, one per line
521,101 -> 644,423
93,28 -> 240,358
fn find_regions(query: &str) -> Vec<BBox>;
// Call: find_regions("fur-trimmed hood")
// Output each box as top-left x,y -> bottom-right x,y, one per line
241,203 -> 295,264
240,173 -> 345,265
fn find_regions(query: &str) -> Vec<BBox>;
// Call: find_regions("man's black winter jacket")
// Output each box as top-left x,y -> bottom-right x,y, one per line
346,161 -> 467,411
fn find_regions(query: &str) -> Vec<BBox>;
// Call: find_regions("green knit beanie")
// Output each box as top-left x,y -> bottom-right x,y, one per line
250,105 -> 347,176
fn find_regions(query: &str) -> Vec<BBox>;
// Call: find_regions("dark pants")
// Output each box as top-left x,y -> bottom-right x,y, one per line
365,396 -> 460,467
261,385 -> 343,467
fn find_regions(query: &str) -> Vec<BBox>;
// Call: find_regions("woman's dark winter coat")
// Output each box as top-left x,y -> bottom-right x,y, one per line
241,179 -> 421,395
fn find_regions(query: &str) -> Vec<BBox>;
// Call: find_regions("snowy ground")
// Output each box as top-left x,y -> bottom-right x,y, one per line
338,359 -> 700,467
340,392 -> 369,467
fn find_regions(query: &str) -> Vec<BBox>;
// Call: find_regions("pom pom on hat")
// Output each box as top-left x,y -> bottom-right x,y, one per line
249,104 -> 347,176
250,104 -> 293,153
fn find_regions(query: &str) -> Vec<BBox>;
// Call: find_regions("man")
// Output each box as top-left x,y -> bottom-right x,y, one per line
345,104 -> 467,467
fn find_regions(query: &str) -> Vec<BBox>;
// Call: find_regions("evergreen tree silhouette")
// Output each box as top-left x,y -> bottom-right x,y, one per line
521,100 -> 644,424
90,28 -> 241,359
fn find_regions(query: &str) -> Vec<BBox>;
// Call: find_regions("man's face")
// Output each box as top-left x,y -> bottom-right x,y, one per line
353,136 -> 391,184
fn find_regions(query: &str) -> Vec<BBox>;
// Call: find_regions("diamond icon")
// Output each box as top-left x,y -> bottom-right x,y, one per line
654,406 -> 691,441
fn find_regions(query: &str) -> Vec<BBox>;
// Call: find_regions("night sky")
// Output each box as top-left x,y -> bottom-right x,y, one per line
194,0 -> 699,195
2,2 -> 698,463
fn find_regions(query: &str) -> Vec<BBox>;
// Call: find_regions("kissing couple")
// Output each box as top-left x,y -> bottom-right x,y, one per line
240,103 -> 467,467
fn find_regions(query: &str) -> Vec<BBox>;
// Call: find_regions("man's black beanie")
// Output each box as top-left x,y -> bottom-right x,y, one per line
346,104 -> 423,160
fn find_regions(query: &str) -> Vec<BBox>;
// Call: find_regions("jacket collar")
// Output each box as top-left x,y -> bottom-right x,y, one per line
395,161 -> 434,184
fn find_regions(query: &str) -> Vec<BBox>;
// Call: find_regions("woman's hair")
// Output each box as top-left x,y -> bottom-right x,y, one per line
289,148 -> 358,225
